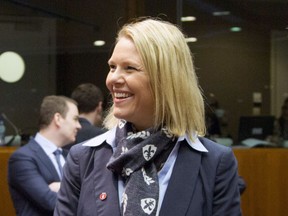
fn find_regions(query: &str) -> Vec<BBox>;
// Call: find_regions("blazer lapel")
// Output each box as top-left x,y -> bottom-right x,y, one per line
30,140 -> 60,179
160,141 -> 202,216
93,145 -> 121,216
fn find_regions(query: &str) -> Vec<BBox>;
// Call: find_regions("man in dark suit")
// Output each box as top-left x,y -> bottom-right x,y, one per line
65,83 -> 106,149
8,95 -> 81,216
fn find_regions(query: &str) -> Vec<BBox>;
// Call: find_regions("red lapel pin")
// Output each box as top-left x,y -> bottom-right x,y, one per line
99,192 -> 107,201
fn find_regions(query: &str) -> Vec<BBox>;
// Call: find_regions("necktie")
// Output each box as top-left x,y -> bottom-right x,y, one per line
53,149 -> 63,179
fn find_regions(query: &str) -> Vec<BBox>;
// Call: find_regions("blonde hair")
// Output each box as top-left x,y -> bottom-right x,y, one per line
104,18 -> 206,137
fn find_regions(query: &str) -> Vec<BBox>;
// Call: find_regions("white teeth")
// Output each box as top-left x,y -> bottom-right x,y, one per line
114,92 -> 130,98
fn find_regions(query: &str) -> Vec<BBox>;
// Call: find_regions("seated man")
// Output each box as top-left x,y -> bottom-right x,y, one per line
8,95 -> 81,216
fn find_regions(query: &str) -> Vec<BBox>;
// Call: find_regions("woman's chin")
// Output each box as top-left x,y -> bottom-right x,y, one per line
113,111 -> 128,121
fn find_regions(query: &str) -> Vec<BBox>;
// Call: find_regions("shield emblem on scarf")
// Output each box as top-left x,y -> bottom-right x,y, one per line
118,120 -> 126,128
141,198 -> 156,215
142,144 -> 157,161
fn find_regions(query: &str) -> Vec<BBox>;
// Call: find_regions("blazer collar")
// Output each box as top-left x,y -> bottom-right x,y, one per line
83,127 -> 208,152
83,127 -> 115,147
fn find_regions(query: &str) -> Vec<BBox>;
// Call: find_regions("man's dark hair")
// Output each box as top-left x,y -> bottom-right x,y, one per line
71,83 -> 103,114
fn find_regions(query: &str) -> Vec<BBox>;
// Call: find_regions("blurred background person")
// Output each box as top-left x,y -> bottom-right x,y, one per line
205,93 -> 230,139
8,95 -> 81,216
65,83 -> 106,149
273,98 -> 288,146
205,102 -> 221,138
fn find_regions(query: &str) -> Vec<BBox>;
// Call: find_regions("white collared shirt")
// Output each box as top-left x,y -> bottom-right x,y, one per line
35,133 -> 65,179
83,128 -> 208,215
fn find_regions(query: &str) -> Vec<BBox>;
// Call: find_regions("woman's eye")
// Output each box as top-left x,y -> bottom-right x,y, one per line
126,66 -> 138,71
109,65 -> 116,71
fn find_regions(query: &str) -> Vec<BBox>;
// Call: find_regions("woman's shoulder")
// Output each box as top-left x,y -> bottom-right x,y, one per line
198,137 -> 231,151
197,137 -> 234,160
70,129 -> 114,152
196,137 -> 238,175
69,139 -> 109,156
68,131 -> 114,161
66,141 -> 112,173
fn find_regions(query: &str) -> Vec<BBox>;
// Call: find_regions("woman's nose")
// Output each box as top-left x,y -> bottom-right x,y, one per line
109,69 -> 125,84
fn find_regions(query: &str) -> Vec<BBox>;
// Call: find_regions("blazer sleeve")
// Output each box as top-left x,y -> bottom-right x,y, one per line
8,151 -> 57,211
212,147 -> 242,216
54,145 -> 82,216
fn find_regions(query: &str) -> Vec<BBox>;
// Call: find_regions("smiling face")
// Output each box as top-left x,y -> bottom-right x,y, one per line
106,37 -> 155,131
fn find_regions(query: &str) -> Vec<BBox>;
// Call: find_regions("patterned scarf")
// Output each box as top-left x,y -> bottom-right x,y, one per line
107,120 -> 177,216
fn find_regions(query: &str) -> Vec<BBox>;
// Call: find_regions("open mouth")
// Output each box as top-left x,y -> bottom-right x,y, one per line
114,92 -> 132,99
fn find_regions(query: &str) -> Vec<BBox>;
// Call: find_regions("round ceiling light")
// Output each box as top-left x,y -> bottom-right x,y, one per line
0,51 -> 25,83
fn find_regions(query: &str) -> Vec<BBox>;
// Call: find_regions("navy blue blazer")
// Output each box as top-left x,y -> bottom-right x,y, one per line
55,136 -> 241,216
8,138 -> 67,216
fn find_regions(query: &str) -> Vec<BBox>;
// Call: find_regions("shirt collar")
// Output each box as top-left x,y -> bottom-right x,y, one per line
177,133 -> 208,152
83,127 -> 115,147
83,127 -> 208,152
35,132 -> 61,154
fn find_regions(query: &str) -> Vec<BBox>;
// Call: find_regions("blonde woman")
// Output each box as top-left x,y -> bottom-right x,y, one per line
55,18 -> 241,216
